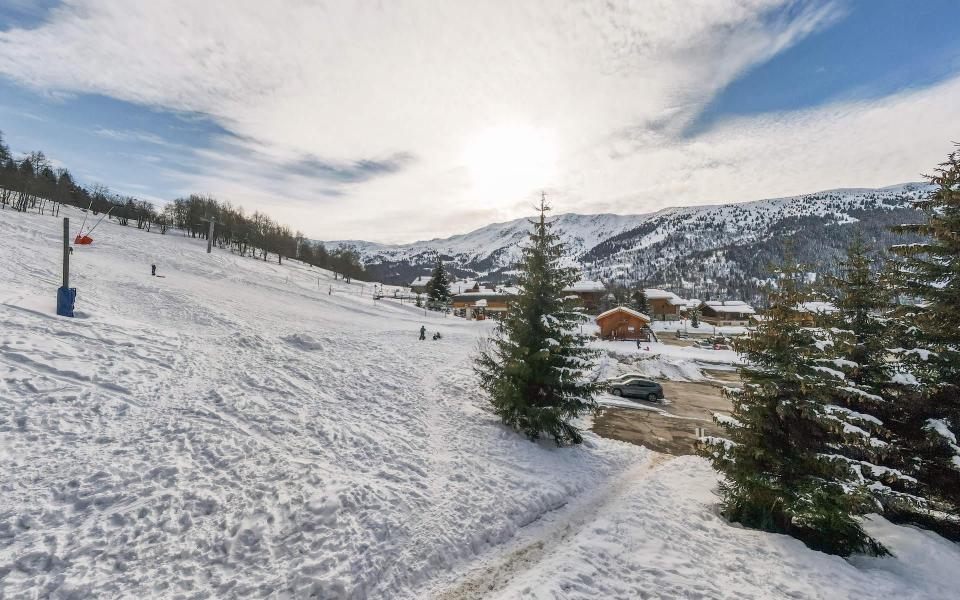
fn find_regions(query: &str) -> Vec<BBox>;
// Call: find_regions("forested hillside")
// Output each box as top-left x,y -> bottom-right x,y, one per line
337,184 -> 930,302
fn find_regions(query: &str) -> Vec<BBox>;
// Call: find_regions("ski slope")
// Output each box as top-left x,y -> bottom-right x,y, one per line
2,205 -> 958,599
0,205 -> 646,597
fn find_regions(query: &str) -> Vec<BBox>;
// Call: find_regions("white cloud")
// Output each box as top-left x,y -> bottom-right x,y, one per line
0,0 -> 953,243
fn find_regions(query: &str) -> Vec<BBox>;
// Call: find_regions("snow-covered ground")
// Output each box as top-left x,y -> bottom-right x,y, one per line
651,320 -> 749,336
0,206 -> 644,598
2,205 -> 958,599
594,339 -> 740,384
485,457 -> 960,600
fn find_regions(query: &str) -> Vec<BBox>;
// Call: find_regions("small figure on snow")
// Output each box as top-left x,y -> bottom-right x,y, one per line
636,338 -> 641,349
151,264 -> 157,276
419,325 -> 426,340
432,331 -> 442,340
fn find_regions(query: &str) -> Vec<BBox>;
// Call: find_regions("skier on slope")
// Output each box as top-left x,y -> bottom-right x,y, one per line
419,325 -> 426,340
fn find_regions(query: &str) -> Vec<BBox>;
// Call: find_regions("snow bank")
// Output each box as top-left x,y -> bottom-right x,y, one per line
593,340 -> 740,384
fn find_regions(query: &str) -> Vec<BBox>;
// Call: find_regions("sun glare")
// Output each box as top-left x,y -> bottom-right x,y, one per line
462,124 -> 557,203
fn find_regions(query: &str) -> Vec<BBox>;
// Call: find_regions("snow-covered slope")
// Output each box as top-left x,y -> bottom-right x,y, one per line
582,182 -> 931,278
2,205 -> 957,599
0,205 -> 643,598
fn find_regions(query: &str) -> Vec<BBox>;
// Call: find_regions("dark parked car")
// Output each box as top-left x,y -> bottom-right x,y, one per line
609,378 -> 664,402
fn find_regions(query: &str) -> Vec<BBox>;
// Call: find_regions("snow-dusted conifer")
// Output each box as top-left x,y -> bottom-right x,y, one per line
475,196 -> 601,445
632,286 -> 650,317
700,255 -> 887,556
888,148 -> 960,536
425,257 -> 451,304
822,233 -> 921,513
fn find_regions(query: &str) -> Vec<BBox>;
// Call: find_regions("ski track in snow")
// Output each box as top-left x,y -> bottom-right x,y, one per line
0,206 -> 644,598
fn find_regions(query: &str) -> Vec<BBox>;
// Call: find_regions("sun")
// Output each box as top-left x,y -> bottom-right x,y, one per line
462,124 -> 557,203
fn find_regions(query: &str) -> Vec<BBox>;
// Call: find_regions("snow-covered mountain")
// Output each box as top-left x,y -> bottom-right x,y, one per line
332,212 -> 649,277
331,182 -> 932,296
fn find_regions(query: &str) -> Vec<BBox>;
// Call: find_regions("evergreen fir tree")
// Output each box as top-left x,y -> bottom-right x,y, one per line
822,233 -> 922,513
425,257 -> 451,304
700,255 -> 887,556
475,195 -> 601,445
632,286 -> 650,316
690,305 -> 700,329
887,147 -> 960,537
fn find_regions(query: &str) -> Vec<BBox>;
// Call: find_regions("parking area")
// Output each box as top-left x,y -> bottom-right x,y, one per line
592,373 -> 738,456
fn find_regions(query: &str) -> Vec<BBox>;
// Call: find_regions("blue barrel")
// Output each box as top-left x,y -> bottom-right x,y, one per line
56,286 -> 77,317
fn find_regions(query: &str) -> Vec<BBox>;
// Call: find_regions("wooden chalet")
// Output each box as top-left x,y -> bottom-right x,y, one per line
595,306 -> 653,340
645,288 -> 685,321
562,280 -> 607,312
699,300 -> 756,326
409,276 -> 431,294
452,285 -> 515,320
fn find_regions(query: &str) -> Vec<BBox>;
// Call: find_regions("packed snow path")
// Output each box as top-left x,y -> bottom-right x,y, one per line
3,207 -> 959,599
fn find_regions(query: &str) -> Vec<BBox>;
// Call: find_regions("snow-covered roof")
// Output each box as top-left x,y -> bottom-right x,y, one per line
451,279 -> 479,293
595,306 -> 651,322
410,276 -> 431,286
644,288 -> 677,300
703,301 -> 756,315
453,285 -> 515,298
798,301 -> 838,314
563,280 -> 606,293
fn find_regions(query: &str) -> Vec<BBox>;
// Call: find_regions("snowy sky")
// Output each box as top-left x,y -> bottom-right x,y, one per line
0,0 -> 958,243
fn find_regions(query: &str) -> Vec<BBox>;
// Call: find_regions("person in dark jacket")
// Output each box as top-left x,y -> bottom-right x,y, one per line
419,325 -> 426,340
151,264 -> 157,276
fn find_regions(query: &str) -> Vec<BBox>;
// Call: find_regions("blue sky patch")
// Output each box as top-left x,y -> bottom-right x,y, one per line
0,77 -> 228,200
687,0 -> 960,135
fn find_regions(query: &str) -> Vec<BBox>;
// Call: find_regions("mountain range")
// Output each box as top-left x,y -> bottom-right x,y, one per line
329,182 -> 931,301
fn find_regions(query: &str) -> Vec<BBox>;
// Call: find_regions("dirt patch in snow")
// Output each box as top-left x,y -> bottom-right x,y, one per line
593,380 -> 734,455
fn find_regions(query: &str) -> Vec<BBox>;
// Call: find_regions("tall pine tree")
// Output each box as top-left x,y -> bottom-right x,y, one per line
823,233 -> 922,514
632,286 -> 650,316
700,256 -> 887,556
888,147 -> 960,537
425,257 -> 451,304
475,196 -> 601,445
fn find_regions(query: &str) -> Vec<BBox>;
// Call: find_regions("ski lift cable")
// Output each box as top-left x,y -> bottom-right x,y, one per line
85,206 -> 114,236
76,199 -> 93,236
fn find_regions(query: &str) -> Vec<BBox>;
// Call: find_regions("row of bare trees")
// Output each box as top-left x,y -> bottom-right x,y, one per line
0,130 -> 365,279
163,194 -> 364,277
